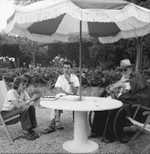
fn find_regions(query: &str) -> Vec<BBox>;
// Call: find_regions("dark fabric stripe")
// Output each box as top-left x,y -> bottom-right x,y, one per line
88,22 -> 120,37
28,14 -> 65,35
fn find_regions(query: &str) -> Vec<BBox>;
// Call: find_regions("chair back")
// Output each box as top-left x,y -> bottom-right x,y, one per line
0,80 -> 8,110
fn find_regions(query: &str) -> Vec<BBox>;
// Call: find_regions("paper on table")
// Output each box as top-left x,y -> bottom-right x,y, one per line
55,93 -> 66,98
41,93 -> 66,101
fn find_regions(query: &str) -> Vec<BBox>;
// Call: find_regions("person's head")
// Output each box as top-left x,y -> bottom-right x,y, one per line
22,73 -> 32,87
119,59 -> 133,76
63,61 -> 72,75
13,76 -> 27,92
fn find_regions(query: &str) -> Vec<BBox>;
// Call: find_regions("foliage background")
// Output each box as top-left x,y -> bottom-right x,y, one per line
0,0 -> 150,86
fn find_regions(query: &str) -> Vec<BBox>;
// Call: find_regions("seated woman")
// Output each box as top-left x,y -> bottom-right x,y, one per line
90,59 -> 149,142
1,76 -> 40,140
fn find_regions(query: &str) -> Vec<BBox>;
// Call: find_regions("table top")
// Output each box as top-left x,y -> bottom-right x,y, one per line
40,95 -> 123,111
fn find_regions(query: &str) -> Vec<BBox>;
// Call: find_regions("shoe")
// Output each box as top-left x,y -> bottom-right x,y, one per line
55,122 -> 64,130
29,130 -> 40,138
120,136 -> 130,143
21,131 -> 38,141
101,138 -> 115,143
42,126 -> 56,134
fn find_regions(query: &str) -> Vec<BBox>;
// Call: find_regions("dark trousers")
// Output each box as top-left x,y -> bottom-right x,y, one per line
1,106 -> 37,131
91,110 -> 118,140
91,106 -> 139,140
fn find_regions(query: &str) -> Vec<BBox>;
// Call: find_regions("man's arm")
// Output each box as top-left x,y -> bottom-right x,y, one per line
55,87 -> 72,95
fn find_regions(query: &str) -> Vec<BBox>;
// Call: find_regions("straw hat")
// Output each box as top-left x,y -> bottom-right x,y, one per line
119,59 -> 133,69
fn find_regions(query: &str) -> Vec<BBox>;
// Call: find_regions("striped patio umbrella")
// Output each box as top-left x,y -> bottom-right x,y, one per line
7,0 -> 150,99
8,0 -> 150,44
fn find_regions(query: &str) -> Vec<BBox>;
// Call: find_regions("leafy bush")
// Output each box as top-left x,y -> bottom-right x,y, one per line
0,66 -> 122,88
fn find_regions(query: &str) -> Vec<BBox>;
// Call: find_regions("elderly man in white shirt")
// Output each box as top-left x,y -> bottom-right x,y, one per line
43,61 -> 80,134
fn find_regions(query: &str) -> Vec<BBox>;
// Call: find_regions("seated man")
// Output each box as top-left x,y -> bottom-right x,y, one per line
43,61 -> 80,133
108,59 -> 133,98
1,76 -> 40,140
90,59 -> 144,142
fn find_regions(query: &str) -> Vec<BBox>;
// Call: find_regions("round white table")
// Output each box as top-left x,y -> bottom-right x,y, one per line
40,95 -> 122,153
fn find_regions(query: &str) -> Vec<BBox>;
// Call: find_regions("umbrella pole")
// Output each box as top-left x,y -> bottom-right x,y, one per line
79,20 -> 82,101
135,37 -> 143,73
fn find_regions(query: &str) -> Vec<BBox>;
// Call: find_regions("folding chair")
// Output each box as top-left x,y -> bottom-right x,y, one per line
127,104 -> 150,150
0,80 -> 20,144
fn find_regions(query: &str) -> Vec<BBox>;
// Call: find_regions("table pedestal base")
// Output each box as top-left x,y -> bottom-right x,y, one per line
63,139 -> 98,153
63,111 -> 98,153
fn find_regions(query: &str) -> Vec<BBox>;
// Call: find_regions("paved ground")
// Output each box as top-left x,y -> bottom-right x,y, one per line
0,106 -> 150,153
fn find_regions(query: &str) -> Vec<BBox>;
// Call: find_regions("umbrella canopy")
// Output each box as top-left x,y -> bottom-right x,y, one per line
6,0 -> 150,44
0,0 -> 15,33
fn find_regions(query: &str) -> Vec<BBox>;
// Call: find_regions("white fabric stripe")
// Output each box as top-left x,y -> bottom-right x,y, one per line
117,17 -> 148,31
15,0 -> 81,24
56,14 -> 88,34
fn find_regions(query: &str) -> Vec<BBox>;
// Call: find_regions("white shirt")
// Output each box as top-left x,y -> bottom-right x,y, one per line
2,89 -> 19,111
2,89 -> 30,111
55,74 -> 80,94
120,75 -> 131,90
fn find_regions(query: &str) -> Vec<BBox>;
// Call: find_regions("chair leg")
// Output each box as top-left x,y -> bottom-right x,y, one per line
128,130 -> 142,143
3,124 -> 14,144
0,115 -> 14,144
102,110 -> 111,140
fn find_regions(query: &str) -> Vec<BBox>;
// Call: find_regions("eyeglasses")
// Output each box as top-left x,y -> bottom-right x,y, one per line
122,68 -> 127,72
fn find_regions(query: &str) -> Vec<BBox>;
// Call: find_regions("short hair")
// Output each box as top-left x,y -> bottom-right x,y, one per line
63,61 -> 72,68
13,77 -> 26,90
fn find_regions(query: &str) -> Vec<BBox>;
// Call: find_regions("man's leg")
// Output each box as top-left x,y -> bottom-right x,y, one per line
47,109 -> 63,130
42,109 -> 56,134
55,110 -> 64,130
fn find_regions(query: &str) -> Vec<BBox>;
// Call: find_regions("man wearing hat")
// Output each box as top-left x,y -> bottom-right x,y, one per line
90,58 -> 150,143
90,59 -> 136,142
108,59 -> 133,98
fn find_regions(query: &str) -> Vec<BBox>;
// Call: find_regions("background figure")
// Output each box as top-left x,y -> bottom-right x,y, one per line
43,61 -> 80,134
1,77 -> 40,140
